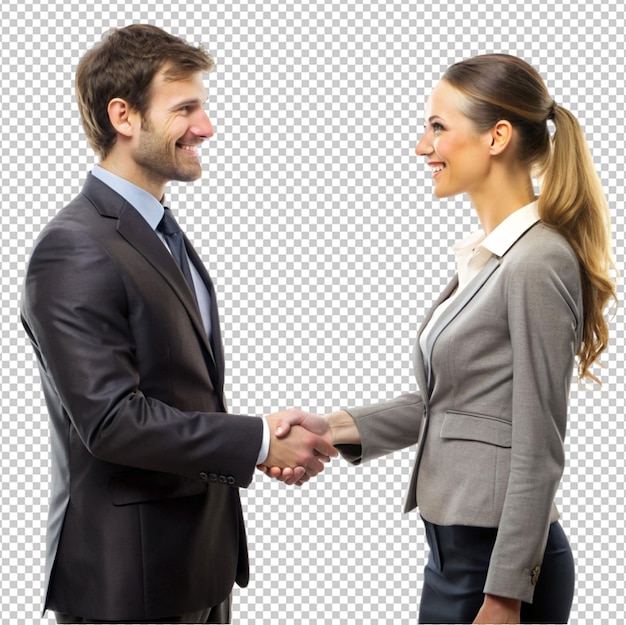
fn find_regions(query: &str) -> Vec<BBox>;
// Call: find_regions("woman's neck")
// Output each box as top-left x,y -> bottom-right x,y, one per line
469,171 -> 536,234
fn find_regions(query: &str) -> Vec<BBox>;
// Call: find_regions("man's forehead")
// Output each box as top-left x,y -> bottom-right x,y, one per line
153,64 -> 207,85
149,69 -> 208,100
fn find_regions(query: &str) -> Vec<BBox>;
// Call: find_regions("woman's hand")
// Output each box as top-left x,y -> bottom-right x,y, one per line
473,594 -> 521,624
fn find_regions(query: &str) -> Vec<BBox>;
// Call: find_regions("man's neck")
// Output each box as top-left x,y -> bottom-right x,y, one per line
98,157 -> 166,201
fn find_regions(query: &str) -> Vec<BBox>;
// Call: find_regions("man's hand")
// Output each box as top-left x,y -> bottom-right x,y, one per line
260,409 -> 337,486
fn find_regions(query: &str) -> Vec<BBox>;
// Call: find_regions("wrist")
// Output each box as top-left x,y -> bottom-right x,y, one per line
326,410 -> 360,445
484,594 -> 521,611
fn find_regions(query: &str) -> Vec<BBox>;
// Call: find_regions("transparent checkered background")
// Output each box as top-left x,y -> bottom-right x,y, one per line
2,1 -> 624,623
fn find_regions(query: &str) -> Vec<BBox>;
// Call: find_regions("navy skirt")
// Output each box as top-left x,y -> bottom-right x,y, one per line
419,519 -> 575,624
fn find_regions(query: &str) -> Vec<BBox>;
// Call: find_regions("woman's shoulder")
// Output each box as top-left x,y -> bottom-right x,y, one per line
505,222 -> 578,269
500,223 -> 582,305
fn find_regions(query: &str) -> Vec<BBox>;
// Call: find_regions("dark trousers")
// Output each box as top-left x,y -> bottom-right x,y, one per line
419,520 -> 575,624
55,594 -> 231,624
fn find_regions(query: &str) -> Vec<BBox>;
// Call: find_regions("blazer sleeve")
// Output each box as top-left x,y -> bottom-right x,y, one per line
21,224 -> 263,488
338,392 -> 424,464
483,239 -> 582,603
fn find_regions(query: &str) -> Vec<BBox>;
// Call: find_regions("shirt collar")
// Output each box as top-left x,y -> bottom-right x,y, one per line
91,164 -> 165,230
453,200 -> 540,258
480,200 -> 540,257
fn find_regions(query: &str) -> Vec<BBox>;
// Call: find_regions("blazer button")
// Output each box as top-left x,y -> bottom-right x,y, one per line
531,566 -> 540,585
218,475 -> 227,484
199,472 -> 209,482
227,476 -> 236,485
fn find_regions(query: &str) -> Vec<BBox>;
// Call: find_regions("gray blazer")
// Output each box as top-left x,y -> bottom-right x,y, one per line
342,221 -> 582,603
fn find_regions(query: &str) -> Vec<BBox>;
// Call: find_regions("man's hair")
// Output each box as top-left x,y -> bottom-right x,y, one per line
75,24 -> 215,159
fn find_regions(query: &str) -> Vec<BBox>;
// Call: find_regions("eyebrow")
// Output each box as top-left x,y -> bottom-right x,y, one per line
427,115 -> 445,124
171,97 -> 208,110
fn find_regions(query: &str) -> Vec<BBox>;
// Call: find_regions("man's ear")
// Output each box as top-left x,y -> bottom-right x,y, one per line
107,98 -> 139,138
489,120 -> 514,155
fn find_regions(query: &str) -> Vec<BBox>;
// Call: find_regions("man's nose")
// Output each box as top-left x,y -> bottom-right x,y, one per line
193,110 -> 214,139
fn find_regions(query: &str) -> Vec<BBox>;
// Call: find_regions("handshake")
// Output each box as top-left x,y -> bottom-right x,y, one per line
259,409 -> 342,486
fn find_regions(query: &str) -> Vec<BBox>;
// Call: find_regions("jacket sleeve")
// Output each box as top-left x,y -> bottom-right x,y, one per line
21,225 -> 263,488
483,239 -> 582,603
339,392 -> 424,464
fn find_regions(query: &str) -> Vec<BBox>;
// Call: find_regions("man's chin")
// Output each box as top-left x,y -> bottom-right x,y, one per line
173,166 -> 203,183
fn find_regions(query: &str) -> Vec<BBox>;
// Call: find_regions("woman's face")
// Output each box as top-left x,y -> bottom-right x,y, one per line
415,80 -> 494,199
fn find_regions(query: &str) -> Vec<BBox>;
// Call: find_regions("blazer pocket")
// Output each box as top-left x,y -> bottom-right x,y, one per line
440,410 -> 512,448
109,469 -> 207,506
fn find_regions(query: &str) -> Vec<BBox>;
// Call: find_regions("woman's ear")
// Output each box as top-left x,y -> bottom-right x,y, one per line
489,120 -> 514,155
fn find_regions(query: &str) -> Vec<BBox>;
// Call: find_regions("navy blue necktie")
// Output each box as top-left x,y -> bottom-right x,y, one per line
157,208 -> 197,301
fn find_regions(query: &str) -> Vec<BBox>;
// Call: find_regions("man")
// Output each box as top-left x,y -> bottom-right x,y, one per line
21,24 -> 334,624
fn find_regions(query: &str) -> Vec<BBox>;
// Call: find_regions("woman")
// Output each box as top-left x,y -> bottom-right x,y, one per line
264,54 -> 617,624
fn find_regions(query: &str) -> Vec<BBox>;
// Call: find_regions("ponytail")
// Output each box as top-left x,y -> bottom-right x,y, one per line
538,105 -> 618,383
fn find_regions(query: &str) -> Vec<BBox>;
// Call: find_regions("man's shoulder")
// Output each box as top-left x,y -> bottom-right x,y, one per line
39,175 -> 124,236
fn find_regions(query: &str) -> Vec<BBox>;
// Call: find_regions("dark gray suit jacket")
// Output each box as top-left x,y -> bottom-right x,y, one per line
342,222 -> 582,603
21,174 -> 263,620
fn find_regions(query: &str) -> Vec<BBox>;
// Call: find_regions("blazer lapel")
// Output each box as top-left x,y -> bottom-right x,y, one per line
422,256 -> 501,393
413,277 -> 458,398
404,256 -> 501,513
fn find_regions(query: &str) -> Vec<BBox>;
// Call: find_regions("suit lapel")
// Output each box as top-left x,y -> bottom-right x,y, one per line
82,175 -> 221,392
116,205 -> 220,380
184,239 -> 226,397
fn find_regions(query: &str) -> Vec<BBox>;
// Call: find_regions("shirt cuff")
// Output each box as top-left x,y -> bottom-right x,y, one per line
256,417 -> 270,465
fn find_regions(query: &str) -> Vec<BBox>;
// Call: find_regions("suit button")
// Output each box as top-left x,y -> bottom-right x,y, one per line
531,566 -> 540,585
227,476 -> 236,485
218,475 -> 227,484
209,473 -> 218,482
199,472 -> 209,482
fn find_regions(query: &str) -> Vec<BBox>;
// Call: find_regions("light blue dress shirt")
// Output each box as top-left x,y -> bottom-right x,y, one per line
90,165 -> 269,464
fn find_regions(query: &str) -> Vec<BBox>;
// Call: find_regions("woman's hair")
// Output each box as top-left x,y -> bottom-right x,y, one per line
442,53 -> 617,383
75,24 -> 215,159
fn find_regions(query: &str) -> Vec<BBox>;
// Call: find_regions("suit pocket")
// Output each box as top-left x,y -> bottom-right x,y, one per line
440,410 -> 512,448
109,469 -> 207,506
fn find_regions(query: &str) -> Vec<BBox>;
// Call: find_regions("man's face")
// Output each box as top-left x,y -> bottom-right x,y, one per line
133,68 -> 214,189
